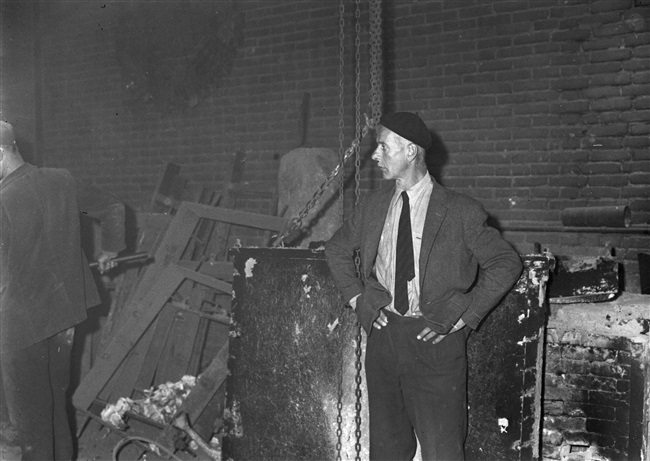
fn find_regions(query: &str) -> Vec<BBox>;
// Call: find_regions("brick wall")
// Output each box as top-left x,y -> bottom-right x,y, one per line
544,339 -> 645,460
544,295 -> 649,460
2,0 -> 648,280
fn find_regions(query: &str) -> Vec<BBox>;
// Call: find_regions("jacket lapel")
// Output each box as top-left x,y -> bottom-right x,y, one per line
362,185 -> 394,277
419,178 -> 448,285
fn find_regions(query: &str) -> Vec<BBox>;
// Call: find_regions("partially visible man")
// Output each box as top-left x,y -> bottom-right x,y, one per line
0,120 -> 125,460
326,112 -> 522,460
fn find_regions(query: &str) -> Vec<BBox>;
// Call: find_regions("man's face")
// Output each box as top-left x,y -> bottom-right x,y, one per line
371,127 -> 409,181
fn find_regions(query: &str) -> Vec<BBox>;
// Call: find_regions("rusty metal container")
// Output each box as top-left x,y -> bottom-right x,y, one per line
223,249 -> 551,461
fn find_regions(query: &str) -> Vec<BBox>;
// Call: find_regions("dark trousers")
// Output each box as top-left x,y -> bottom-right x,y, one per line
0,329 -> 75,461
365,311 -> 468,461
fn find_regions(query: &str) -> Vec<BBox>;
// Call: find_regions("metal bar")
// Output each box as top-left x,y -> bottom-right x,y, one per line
169,301 -> 230,325
502,226 -> 650,235
184,202 -> 286,231
173,263 -> 232,294
89,251 -> 151,268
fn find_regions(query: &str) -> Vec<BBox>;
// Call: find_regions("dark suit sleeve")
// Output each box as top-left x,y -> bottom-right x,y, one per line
76,180 -> 126,254
458,203 -> 523,330
325,200 -> 365,304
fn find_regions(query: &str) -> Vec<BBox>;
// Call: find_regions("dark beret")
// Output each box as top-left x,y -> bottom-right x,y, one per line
379,112 -> 432,150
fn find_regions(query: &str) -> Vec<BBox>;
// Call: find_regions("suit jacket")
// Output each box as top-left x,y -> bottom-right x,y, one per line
0,163 -> 125,353
325,176 -> 523,335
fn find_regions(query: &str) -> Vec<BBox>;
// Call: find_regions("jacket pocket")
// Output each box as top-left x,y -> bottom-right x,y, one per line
421,289 -> 470,334
356,277 -> 391,334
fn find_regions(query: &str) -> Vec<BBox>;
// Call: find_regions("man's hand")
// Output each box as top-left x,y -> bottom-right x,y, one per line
96,251 -> 118,274
348,294 -> 360,310
417,318 -> 466,344
372,310 -> 388,330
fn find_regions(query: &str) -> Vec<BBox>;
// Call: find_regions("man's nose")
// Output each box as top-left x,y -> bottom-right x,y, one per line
371,150 -> 379,161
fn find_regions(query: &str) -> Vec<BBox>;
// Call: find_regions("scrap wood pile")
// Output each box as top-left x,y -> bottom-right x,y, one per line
73,160 -> 286,459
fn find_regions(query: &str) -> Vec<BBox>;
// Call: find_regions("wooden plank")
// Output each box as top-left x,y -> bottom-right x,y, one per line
79,199 -> 280,419
131,303 -> 179,395
155,342 -> 229,446
134,204 -> 200,297
205,152 -> 245,260
73,265 -> 186,410
151,162 -> 185,214
186,341 -> 229,423
177,260 -> 234,282
104,324 -> 156,403
184,202 -> 286,231
174,263 -> 232,294
99,208 -> 201,398
152,279 -> 204,385
99,213 -> 170,363
122,268 -> 199,398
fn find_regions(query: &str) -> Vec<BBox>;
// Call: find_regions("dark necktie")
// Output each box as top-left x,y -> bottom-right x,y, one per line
394,191 -> 415,315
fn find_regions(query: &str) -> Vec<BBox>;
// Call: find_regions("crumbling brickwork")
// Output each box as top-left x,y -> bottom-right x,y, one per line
544,339 -> 644,459
544,296 -> 649,460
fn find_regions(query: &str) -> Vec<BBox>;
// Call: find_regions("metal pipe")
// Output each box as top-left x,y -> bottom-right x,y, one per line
560,205 -> 631,228
89,251 -> 151,268
501,226 -> 650,235
173,413 -> 220,461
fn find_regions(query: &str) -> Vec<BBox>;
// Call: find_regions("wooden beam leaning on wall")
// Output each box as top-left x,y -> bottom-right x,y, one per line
72,202 -> 286,425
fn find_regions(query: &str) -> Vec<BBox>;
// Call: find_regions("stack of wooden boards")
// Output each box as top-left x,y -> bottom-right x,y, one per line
73,158 -> 286,457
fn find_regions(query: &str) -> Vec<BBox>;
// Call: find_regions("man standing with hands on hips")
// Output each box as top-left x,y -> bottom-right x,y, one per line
326,112 -> 522,460
0,120 -> 125,460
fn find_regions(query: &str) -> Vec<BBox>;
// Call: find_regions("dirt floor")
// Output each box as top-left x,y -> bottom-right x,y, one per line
0,417 -> 193,461
0,404 -> 223,461
1,418 -> 121,461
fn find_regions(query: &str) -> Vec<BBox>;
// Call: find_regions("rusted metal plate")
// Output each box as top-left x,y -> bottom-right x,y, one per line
466,255 -> 551,461
548,257 -> 618,304
224,248 -> 362,460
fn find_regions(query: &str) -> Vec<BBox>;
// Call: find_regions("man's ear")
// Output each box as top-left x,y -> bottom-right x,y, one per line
407,143 -> 418,161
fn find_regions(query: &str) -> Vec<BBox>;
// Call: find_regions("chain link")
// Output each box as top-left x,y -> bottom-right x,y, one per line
335,2 -> 345,460
272,0 -> 383,248
369,0 -> 383,125
272,120 -> 372,247
338,0 -> 346,229
354,321 -> 363,458
354,0 -> 362,209
353,2 -> 363,460
273,4 -> 385,457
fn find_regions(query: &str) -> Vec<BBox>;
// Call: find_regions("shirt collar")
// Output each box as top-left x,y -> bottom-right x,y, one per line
396,174 -> 433,198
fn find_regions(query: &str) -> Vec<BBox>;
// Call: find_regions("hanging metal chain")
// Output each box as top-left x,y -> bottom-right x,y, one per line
272,0 -> 383,248
369,0 -> 383,125
354,0 -> 362,209
335,2 -> 346,460
271,119 -> 372,247
337,0 -> 346,228
353,2 -> 363,460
